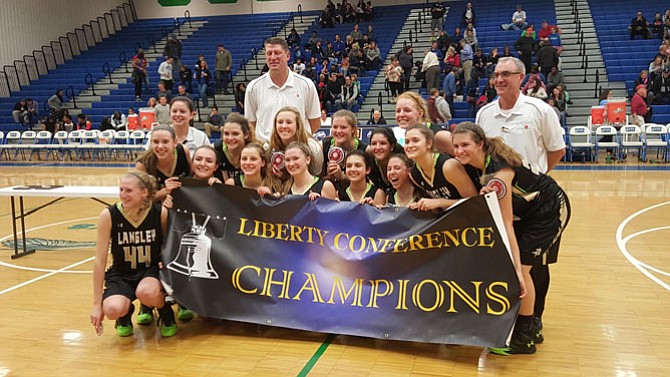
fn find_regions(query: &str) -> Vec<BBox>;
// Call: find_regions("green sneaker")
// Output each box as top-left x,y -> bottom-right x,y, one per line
177,305 -> 194,322
115,303 -> 134,337
136,304 -> 154,326
158,306 -> 178,338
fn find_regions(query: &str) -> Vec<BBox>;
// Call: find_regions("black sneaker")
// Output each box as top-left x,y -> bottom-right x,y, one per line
490,324 -> 537,355
532,316 -> 544,344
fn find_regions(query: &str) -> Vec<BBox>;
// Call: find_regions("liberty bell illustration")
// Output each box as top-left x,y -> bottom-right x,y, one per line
168,212 -> 219,279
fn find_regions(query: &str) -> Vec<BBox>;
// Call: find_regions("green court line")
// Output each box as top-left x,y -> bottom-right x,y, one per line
296,334 -> 337,377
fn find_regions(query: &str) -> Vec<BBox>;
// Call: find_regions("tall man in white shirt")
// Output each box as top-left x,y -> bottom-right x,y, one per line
476,56 -> 566,351
245,37 -> 321,144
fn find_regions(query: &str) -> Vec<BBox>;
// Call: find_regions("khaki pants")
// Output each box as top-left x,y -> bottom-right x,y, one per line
204,123 -> 222,137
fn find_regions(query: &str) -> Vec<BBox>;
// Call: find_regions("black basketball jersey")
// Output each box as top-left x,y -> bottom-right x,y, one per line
108,202 -> 163,275
386,188 -> 419,206
213,140 -> 242,181
292,176 -> 327,196
410,153 -> 466,199
483,155 -> 563,220
233,174 -> 244,187
368,159 -> 392,195
338,182 -> 378,202
154,143 -> 191,188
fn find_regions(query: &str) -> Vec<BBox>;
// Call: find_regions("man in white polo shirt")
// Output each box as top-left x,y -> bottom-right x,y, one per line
476,56 -> 566,353
245,37 -> 321,144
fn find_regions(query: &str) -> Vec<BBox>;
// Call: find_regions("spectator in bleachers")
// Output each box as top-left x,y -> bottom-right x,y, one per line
367,110 -> 387,125
650,67 -> 670,105
306,31 -> 321,50
147,97 -> 157,108
461,2 -> 476,28
360,35 -> 371,50
664,9 -> 670,23
465,22 -> 477,39
320,5 -> 335,28
304,64 -> 318,82
523,65 -> 546,86
349,24 -> 363,45
235,83 -> 246,113
110,111 -> 127,131
156,81 -> 172,101
547,66 -> 565,93
538,20 -> 560,43
480,77 -> 497,106
352,49 -> 370,74
287,29 -> 301,48
293,58 -> 306,75
436,30 -> 452,57
502,45 -> 514,58
631,84 -> 650,125
194,56 -> 211,108
464,33 -> 478,55
515,27 -> 536,74
158,56 -> 174,91
325,73 -> 341,110
163,35 -> 182,70
487,47 -> 500,76
651,13 -> 664,39
76,114 -> 92,131
523,75 -> 548,100
317,57 -> 332,77
385,57 -> 403,102
62,114 -> 75,132
312,40 -> 326,61
429,41 -> 444,62
630,11 -> 651,40
427,88 -> 446,125
465,72 -> 480,117
344,2 -> 356,23
12,99 -> 29,124
664,18 -> 670,40
459,39 -> 474,83
178,64 -> 193,94
335,76 -> 359,110
174,84 -> 192,101
333,34 -> 346,58
550,85 -> 568,128
452,27 -> 462,43
366,24 -> 376,42
155,96 -> 170,126
215,44 -> 232,95
502,4 -> 528,31
442,66 -> 458,116
443,45 -> 460,73
396,45 -> 414,91
547,26 -> 562,55
325,42 -> 337,63
598,89 -> 612,106
436,90 -> 452,122
204,106 -> 225,138
649,55 -> 665,82
48,88 -> 65,113
430,1 -> 446,39
351,73 -> 361,93
634,70 -> 650,95
132,49 -> 148,101
422,48 -> 441,92
536,40 -> 559,78
320,109 -> 332,126
472,48 -> 488,79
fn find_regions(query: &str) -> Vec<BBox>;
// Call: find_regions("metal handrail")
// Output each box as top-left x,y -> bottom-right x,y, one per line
297,4 -> 303,22
82,24 -> 96,45
594,70 -> 600,98
32,49 -> 48,76
84,73 -> 96,96
22,54 -> 39,81
583,55 -> 589,83
67,32 -> 81,55
51,40 -> 65,64
59,36 -> 72,60
13,60 -> 29,87
241,58 -> 248,81
173,17 -> 182,36
41,45 -> 56,70
127,0 -> 138,22
409,30 -> 413,45
108,10 -> 120,32
103,62 -> 114,84
65,85 -> 77,109
184,10 -> 192,28
90,20 -> 102,43
148,33 -> 157,53
96,16 -> 109,38
377,92 -> 383,113
252,48 -> 259,69
119,52 -> 128,73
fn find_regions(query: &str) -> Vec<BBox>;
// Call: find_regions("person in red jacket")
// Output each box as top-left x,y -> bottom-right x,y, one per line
76,113 -> 92,130
631,84 -> 650,126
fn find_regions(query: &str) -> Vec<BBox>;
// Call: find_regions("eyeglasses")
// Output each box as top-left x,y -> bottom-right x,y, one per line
493,71 -> 522,79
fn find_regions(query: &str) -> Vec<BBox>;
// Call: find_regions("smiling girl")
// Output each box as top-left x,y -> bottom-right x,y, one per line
212,113 -> 255,182
386,154 -> 419,207
339,150 -> 386,206
285,142 -> 337,201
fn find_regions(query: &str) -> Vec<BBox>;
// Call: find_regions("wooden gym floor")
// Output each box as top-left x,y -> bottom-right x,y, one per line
0,164 -> 668,377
